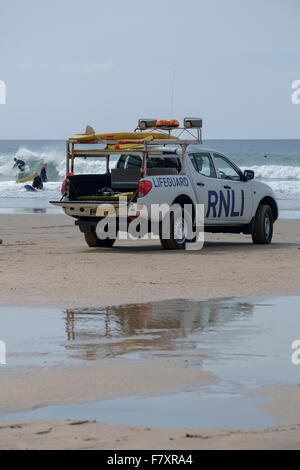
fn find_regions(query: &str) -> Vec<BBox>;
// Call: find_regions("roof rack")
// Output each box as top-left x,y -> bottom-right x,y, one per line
66,118 -> 203,173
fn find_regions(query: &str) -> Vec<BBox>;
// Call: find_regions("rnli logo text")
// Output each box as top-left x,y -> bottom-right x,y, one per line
206,189 -> 245,218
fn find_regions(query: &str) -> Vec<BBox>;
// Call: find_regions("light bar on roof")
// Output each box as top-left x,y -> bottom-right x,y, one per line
138,119 -> 180,130
138,119 -> 157,130
184,118 -> 203,129
156,119 -> 179,128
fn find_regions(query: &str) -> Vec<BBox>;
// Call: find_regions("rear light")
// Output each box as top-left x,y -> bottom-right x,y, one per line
138,180 -> 152,198
61,173 -> 72,195
61,179 -> 67,195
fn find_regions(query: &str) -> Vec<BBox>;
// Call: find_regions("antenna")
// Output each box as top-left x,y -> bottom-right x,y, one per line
170,70 -> 175,118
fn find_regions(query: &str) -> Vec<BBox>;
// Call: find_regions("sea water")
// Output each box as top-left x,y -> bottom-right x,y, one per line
0,139 -> 299,216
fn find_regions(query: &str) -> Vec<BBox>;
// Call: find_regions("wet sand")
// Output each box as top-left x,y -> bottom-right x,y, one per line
1,384 -> 300,450
1,364 -> 300,449
0,360 -> 214,415
1,214 -> 300,449
0,214 -> 299,307
1,416 -> 300,450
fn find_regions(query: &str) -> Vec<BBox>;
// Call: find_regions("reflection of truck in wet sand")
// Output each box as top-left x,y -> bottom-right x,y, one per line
64,299 -> 254,360
51,118 -> 278,249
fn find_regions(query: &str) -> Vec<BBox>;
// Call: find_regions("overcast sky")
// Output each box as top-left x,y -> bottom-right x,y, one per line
0,0 -> 299,139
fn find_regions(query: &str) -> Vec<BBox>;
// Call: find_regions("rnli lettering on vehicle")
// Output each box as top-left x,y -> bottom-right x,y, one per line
206,189 -> 245,218
153,176 -> 189,188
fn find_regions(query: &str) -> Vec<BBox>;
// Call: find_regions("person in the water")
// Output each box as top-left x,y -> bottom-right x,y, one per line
32,172 -> 43,190
13,158 -> 26,172
40,163 -> 48,182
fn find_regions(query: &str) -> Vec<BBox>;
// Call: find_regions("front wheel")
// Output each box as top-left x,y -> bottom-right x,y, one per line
159,206 -> 193,250
252,204 -> 273,244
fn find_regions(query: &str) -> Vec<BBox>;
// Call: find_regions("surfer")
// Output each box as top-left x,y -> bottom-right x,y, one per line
13,158 -> 26,172
40,163 -> 48,182
32,172 -> 43,190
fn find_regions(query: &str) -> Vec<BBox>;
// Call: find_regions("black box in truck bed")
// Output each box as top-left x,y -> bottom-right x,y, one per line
68,174 -> 111,200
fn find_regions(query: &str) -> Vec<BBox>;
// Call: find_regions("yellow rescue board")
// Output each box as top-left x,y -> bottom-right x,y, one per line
16,175 -> 34,183
107,135 -> 153,151
69,132 -> 177,143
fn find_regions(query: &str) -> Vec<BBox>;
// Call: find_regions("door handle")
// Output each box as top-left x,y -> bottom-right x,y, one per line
197,182 -> 205,187
224,185 -> 231,189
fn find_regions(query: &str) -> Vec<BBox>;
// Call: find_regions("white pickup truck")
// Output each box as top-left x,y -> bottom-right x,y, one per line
51,118 -> 278,250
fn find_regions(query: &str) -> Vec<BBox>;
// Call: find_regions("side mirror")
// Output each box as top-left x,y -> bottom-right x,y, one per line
244,169 -> 254,181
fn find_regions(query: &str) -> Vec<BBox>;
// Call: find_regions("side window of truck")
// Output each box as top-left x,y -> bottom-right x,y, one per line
189,153 -> 216,178
213,154 -> 241,181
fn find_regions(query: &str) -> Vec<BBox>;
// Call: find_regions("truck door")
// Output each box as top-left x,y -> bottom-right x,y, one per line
188,152 -> 222,224
212,153 -> 253,223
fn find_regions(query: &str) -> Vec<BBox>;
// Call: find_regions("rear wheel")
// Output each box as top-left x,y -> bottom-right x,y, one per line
252,204 -> 273,244
84,222 -> 118,248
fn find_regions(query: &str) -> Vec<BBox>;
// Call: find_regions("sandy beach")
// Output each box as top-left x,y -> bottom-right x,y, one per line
1,214 -> 300,450
0,214 -> 299,307
2,414 -> 300,450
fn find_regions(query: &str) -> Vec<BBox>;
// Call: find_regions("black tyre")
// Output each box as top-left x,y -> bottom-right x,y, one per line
159,234 -> 174,250
252,204 -> 273,244
84,224 -> 118,248
159,206 -> 192,250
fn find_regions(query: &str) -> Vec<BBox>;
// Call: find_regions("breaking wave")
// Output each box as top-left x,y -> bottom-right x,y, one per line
242,165 -> 300,181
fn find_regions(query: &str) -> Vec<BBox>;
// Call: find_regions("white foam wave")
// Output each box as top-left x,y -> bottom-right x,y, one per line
0,146 -> 117,179
242,165 -> 300,180
0,146 -> 64,179
0,181 -> 61,200
262,180 -> 300,200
